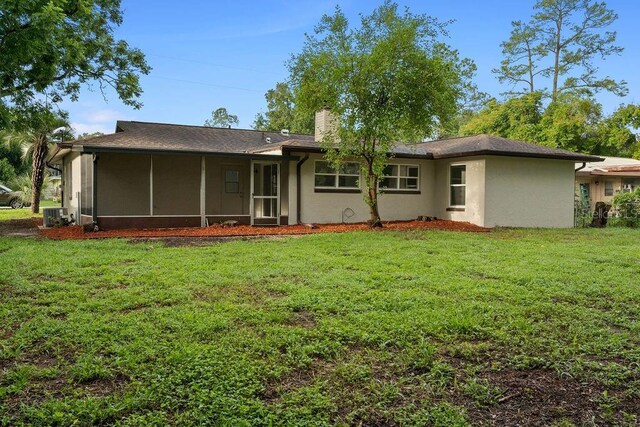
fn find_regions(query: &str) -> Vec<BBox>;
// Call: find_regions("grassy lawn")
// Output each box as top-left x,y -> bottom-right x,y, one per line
1,225 -> 639,426
0,201 -> 60,221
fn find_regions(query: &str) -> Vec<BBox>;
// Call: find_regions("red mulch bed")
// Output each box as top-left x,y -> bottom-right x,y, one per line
39,220 -> 490,240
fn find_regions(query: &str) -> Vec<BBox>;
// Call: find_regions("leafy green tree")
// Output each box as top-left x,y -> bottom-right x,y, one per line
0,131 -> 27,178
0,158 -> 17,186
460,93 -> 544,143
0,0 -> 150,110
538,93 -> 603,152
460,92 -> 639,156
76,132 -> 105,140
596,104 -> 640,157
494,0 -> 625,101
289,2 -> 475,226
10,104 -> 69,213
253,82 -> 314,134
204,107 -> 239,128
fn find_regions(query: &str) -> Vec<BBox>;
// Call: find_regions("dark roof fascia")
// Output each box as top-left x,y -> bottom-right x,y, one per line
282,146 -> 435,160
431,150 -> 603,162
75,145 -> 300,161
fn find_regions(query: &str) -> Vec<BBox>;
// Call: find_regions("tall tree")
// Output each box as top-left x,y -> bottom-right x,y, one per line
253,82 -> 314,134
290,2 -> 475,226
0,0 -> 150,111
493,21 -> 545,95
204,107 -> 239,128
11,104 -> 69,213
535,0 -> 625,101
494,0 -> 625,101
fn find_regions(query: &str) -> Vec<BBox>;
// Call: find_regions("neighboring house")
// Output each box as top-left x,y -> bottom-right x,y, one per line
576,156 -> 640,209
49,110 -> 601,229
43,171 -> 62,201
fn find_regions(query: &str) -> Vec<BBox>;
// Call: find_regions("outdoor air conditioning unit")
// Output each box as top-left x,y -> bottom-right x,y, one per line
43,207 -> 68,228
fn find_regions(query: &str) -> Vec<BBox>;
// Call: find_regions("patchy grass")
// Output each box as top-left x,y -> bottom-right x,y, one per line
0,226 -> 639,426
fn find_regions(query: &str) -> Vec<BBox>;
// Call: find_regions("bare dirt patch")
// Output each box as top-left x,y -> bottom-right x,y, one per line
0,218 -> 40,237
80,373 -> 129,397
192,284 -> 288,306
285,311 -> 317,328
456,367 -> 640,426
261,358 -> 334,405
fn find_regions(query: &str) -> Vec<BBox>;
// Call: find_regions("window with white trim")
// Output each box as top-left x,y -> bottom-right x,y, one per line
604,180 -> 614,197
449,164 -> 466,207
380,164 -> 419,191
314,161 -> 360,189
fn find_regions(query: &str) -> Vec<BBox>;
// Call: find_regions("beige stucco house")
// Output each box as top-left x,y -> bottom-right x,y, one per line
49,112 -> 601,229
575,156 -> 640,210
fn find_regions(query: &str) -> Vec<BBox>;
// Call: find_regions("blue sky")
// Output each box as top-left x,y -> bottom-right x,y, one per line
64,0 -> 640,135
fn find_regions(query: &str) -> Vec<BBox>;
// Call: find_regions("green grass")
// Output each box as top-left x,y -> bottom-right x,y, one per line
1,226 -> 639,426
0,201 -> 60,221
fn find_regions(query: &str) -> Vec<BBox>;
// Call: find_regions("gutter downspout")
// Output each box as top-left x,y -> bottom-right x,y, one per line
574,162 -> 587,227
296,154 -> 309,224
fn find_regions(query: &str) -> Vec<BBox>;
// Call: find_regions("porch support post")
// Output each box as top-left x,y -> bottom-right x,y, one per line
250,161 -> 254,226
149,155 -> 154,216
92,154 -> 98,224
277,161 -> 281,226
200,156 -> 206,227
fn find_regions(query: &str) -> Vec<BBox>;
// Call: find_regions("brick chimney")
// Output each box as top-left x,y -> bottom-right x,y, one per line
314,107 -> 339,142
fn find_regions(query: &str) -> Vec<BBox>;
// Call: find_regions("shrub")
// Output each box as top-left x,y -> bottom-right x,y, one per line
612,188 -> 640,227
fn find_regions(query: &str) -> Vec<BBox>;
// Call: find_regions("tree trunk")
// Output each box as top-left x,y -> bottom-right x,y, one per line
552,18 -> 562,102
365,163 -> 382,228
527,41 -> 535,93
30,135 -> 48,214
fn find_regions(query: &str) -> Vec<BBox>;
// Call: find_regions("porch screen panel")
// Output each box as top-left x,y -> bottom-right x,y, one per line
80,154 -> 93,216
97,153 -> 150,216
153,155 -> 200,215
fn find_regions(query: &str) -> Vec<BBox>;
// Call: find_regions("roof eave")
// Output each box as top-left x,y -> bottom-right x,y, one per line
282,146 -> 434,159
77,145 -> 300,160
433,150 -> 603,162
590,171 -> 640,177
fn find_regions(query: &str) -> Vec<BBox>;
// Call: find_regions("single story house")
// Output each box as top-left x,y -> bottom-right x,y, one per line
576,156 -> 640,209
49,110 -> 602,229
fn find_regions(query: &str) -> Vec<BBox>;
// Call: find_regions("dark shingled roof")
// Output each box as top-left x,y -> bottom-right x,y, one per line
70,121 -> 314,154
415,134 -> 602,162
66,121 -> 602,162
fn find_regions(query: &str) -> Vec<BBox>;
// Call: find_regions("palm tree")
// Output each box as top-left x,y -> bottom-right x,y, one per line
5,105 -> 70,213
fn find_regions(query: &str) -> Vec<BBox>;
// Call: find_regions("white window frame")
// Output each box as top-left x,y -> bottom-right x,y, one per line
449,164 -> 466,208
604,180 -> 614,197
379,164 -> 420,191
314,160 -> 360,190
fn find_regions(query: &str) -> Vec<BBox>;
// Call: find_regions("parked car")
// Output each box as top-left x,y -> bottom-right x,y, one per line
0,184 -> 25,209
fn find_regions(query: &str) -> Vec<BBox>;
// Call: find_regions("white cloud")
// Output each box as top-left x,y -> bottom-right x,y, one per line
70,121 -> 115,136
83,109 -> 121,123
70,108 -> 126,136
